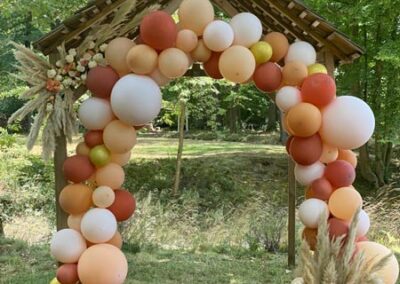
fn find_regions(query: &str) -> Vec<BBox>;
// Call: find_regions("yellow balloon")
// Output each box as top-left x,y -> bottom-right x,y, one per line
307,63 -> 328,75
50,278 -> 60,284
250,41 -> 273,65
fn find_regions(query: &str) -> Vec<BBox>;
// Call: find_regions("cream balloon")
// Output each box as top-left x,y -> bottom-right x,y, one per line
93,186 -> 115,208
67,214 -> 84,232
78,98 -> 114,130
319,96 -> 375,150
203,20 -> 234,52
158,48 -> 190,78
110,151 -> 132,166
285,41 -> 316,66
50,229 -> 87,263
111,74 -> 162,126
294,162 -> 325,186
356,209 -> 370,237
81,208 -> 117,244
230,13 -> 263,47
150,68 -> 171,86
191,39 -> 212,63
95,163 -> 125,189
219,46 -> 256,83
178,0 -> 214,36
298,198 -> 329,229
176,29 -> 198,53
275,86 -> 302,112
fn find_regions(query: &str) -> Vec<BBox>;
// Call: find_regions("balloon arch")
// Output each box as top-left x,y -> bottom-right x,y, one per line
49,0 -> 398,283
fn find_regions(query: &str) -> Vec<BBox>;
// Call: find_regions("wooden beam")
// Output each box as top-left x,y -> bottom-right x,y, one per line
299,11 -> 307,19
324,49 -> 336,76
287,1 -> 295,9
311,20 -> 320,28
213,0 -> 238,17
288,155 -> 296,268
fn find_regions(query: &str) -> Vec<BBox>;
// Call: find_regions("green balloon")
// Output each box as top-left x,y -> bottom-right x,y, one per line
89,145 -> 110,167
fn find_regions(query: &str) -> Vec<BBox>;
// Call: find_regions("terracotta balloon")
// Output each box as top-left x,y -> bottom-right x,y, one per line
357,242 -> 399,284
176,29 -> 198,53
301,73 -> 336,108
203,20 -> 234,52
110,151 -> 132,166
93,186 -> 115,208
191,39 -> 212,63
178,0 -> 214,36
158,48 -> 190,78
67,214 -> 84,232
63,155 -> 95,183
219,46 -> 256,84
107,231 -> 123,249
56,264 -> 79,284
105,37 -> 135,76
302,228 -> 318,250
282,60 -> 308,86
264,32 -> 289,62
285,136 -> 294,154
140,11 -> 177,51
76,142 -> 90,156
150,68 -> 171,86
86,66 -> 119,99
253,62 -> 282,92
78,244 -> 128,284
305,186 -> 315,199
325,160 -> 356,188
126,44 -> 158,75
107,189 -> 136,221
103,120 -> 137,154
59,184 -> 93,215
286,103 -> 322,137
320,144 -> 338,164
95,163 -> 125,189
84,130 -> 103,148
203,52 -> 223,79
337,149 -> 357,168
328,218 -> 349,239
328,187 -> 363,221
310,178 -> 333,201
289,134 -> 322,165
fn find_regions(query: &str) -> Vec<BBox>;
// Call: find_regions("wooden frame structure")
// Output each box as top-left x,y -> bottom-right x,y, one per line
32,0 -> 364,268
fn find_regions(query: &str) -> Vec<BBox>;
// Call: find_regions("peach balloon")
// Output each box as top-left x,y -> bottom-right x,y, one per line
286,103 -> 322,137
282,114 -> 295,136
264,32 -> 289,62
107,231 -> 123,249
126,44 -> 158,75
219,46 -> 256,84
105,37 -> 135,76
103,120 -> 137,154
176,29 -> 198,53
178,0 -> 214,36
282,60 -> 308,86
158,48 -> 190,78
59,184 -> 93,215
328,187 -> 362,221
95,163 -> 125,189
191,39 -> 212,63
93,186 -> 115,208
76,142 -> 90,156
110,151 -> 132,166
150,68 -> 171,86
337,149 -> 358,168
67,214 -> 84,232
320,144 -> 339,164
78,244 -> 128,284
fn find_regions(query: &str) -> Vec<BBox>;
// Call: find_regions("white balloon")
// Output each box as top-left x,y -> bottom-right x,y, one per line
285,41 -> 316,66
50,229 -> 87,263
111,74 -> 162,126
93,186 -> 115,208
275,86 -> 302,112
319,96 -> 375,150
357,209 -> 371,237
230,12 -> 262,47
294,162 -> 325,186
81,208 -> 117,243
298,198 -> 329,229
150,68 -> 171,87
203,20 -> 234,52
78,98 -> 114,130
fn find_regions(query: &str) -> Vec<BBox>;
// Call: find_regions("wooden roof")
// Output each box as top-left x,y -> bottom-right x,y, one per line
33,0 -> 364,64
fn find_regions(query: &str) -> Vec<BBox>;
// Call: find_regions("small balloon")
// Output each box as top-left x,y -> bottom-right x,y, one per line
286,103 -> 322,137
264,32 -> 289,62
275,86 -> 301,112
107,189 -> 136,221
86,66 -> 119,99
301,73 -> 336,108
50,229 -> 87,264
78,98 -> 114,130
203,52 -> 223,79
289,134 -> 322,166
230,12 -> 262,47
81,208 -> 117,244
250,41 -> 273,65
310,178 -> 333,201
324,160 -> 356,188
93,186 -> 115,208
84,130 -> 104,148
105,37 -> 135,76
298,198 -> 328,229
219,46 -> 256,83
89,145 -> 111,168
302,228 -> 318,250
356,209 -> 370,237
294,162 -> 325,186
285,41 -> 316,66
178,0 -> 214,36
103,120 -> 137,154
158,48 -> 190,78
328,218 -> 350,240
56,264 -> 79,284
191,39 -> 212,63
253,62 -> 282,92
203,20 -> 234,52
319,144 -> 338,164
59,184 -> 93,215
63,155 -> 95,183
76,142 -> 90,156
337,149 -> 358,168
67,214 -> 84,232
150,68 -> 172,86
307,63 -> 328,75
110,151 -> 132,166
176,29 -> 198,53
328,187 -> 363,221
126,44 -> 158,75
282,60 -> 308,86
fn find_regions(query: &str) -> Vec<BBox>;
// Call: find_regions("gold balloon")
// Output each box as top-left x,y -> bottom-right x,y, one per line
178,0 -> 214,36
219,46 -> 256,83
105,37 -> 135,76
158,48 -> 190,78
126,44 -> 158,75
308,63 -> 328,75
190,39 -> 212,63
250,41 -> 273,65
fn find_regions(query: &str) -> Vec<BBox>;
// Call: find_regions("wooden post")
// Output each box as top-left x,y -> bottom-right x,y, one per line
287,157 -> 296,268
173,100 -> 186,196
324,49 -> 336,77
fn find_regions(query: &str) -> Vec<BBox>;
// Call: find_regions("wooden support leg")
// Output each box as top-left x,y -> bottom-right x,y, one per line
288,157 -> 296,268
54,133 -> 68,230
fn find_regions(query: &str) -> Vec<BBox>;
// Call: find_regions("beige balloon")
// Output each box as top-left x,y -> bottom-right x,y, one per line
178,0 -> 214,36
191,39 -> 212,62
158,48 -> 190,79
92,186 -> 115,208
103,120 -> 137,154
95,163 -> 125,189
150,68 -> 171,86
105,37 -> 135,76
110,151 -> 132,166
176,29 -> 198,53
320,144 -> 338,164
126,44 -> 158,75
76,142 -> 90,156
219,45 -> 256,83
67,214 -> 84,232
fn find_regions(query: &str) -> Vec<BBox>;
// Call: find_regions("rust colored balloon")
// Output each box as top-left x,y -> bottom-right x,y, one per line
63,155 -> 95,183
84,130 -> 104,148
328,218 -> 349,240
289,134 -> 322,165
140,11 -> 177,51
86,66 -> 119,99
301,73 -> 336,108
253,62 -> 282,93
337,149 -> 358,168
311,177 -> 333,201
264,32 -> 289,62
107,189 -> 136,221
203,52 -> 223,79
305,186 -> 315,199
282,61 -> 308,86
285,136 -> 294,154
59,184 -> 93,215
302,228 -> 318,251
286,103 -> 322,137
56,264 -> 79,284
325,160 -> 356,188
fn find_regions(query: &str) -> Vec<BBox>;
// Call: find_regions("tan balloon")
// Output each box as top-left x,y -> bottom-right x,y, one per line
126,44 -> 158,75
92,186 -> 115,208
282,60 -> 308,86
286,103 -> 322,137
150,68 -> 171,86
178,0 -> 214,36
76,142 -> 90,156
67,214 -> 84,232
95,163 -> 125,189
337,149 -> 358,168
219,46 -> 256,83
158,48 -> 189,78
191,39 -> 212,63
320,144 -> 339,164
103,120 -> 137,154
105,37 -> 135,76
107,231 -> 123,249
264,32 -> 289,62
328,187 -> 363,221
176,29 -> 198,53
59,184 -> 93,215
110,151 -> 132,166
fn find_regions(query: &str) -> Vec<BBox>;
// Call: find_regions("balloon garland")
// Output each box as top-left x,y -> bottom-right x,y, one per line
48,0 -> 399,283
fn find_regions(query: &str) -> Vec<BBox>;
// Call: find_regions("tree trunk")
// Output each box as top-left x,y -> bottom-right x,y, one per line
359,144 -> 379,187
173,101 -> 186,196
0,218 -> 4,237
266,103 -> 277,132
279,111 -> 288,144
229,106 -> 238,133
54,133 -> 68,230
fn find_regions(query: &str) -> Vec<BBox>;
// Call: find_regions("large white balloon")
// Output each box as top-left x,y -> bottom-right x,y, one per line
319,96 -> 375,150
298,198 -> 329,228
275,86 -> 302,112
81,208 -> 117,243
230,13 -> 262,47
285,41 -> 316,66
111,74 -> 162,126
78,98 -> 114,130
356,209 -> 371,237
294,162 -> 325,186
203,20 -> 234,52
50,229 -> 87,263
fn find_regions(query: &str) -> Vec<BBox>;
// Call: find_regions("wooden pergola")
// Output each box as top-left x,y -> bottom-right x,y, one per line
32,0 -> 364,267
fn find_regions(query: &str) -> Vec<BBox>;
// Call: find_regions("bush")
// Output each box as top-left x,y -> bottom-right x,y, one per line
0,87 -> 30,132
